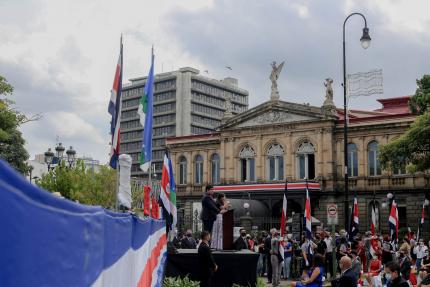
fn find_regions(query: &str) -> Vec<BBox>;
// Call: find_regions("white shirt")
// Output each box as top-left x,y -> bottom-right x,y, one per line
414,244 -> 429,259
324,237 -> 333,253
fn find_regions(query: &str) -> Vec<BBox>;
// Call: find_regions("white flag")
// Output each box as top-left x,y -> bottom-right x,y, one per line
347,69 -> 383,98
118,154 -> 132,209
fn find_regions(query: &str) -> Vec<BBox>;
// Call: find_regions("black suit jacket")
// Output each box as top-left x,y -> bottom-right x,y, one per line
181,236 -> 197,249
400,257 -> 411,280
198,242 -> 217,276
201,194 -> 220,222
234,236 -> 248,251
335,268 -> 357,287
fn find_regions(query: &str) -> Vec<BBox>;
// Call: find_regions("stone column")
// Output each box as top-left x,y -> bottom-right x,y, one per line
257,135 -> 263,181
220,138 -> 226,184
317,128 -> 324,178
286,133 -> 293,180
205,150 -> 210,185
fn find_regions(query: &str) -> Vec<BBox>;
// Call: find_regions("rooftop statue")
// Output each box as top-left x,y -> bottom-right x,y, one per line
270,61 -> 284,100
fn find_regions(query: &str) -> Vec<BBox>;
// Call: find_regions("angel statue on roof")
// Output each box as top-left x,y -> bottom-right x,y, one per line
270,61 -> 285,100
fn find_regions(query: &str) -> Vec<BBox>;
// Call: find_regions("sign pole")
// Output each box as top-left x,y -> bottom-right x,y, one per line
332,224 -> 337,278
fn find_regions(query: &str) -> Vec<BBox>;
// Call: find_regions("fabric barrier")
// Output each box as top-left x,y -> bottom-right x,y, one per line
0,159 -> 167,287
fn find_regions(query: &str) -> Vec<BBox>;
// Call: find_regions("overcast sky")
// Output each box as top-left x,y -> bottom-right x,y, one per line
1,0 -> 429,163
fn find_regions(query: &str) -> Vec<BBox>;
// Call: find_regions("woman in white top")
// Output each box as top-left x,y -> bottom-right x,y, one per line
210,193 -> 229,250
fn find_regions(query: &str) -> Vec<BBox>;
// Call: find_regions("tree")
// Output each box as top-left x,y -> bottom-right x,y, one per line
409,75 -> 430,115
36,160 -> 117,208
0,76 -> 30,174
379,111 -> 430,172
36,161 -> 147,210
379,75 -> 430,172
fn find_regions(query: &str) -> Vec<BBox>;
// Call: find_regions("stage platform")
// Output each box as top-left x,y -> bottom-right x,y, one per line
165,249 -> 260,287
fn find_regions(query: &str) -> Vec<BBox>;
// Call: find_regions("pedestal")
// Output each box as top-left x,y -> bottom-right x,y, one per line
240,215 -> 252,233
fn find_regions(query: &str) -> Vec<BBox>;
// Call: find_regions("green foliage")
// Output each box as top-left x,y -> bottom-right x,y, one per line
409,75 -> 430,115
379,110 -> 430,172
36,160 -> 117,208
163,276 -> 200,287
0,75 -> 29,174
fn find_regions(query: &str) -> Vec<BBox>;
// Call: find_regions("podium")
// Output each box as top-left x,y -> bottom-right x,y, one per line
222,209 -> 234,250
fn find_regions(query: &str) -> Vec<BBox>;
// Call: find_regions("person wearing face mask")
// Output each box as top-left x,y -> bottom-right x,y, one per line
384,261 -> 409,287
398,251 -> 411,281
270,229 -> 283,287
234,228 -> 249,250
181,229 -> 197,249
414,239 -> 429,270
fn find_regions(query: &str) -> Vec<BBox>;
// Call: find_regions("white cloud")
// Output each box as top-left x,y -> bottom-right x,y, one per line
1,0 -> 429,162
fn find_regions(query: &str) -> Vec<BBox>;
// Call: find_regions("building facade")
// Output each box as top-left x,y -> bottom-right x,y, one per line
120,67 -> 249,177
166,93 -> 430,238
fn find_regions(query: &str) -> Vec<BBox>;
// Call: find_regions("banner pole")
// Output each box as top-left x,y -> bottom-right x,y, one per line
115,158 -> 120,211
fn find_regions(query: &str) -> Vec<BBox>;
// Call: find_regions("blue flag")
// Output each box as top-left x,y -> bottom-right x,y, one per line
138,49 -> 154,171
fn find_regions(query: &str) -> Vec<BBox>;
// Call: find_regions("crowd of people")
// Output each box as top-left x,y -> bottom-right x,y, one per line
174,185 -> 430,287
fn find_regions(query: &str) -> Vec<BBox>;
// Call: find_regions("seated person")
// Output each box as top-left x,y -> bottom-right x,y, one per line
234,228 -> 249,250
291,254 -> 325,287
419,254 -> 430,284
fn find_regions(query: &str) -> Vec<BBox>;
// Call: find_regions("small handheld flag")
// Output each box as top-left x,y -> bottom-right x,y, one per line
280,180 -> 288,237
388,199 -> 399,247
350,196 -> 359,240
417,204 -> 425,240
304,183 -> 312,240
371,203 -> 377,236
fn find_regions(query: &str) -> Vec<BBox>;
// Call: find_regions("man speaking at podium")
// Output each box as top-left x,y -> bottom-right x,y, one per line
201,185 -> 220,233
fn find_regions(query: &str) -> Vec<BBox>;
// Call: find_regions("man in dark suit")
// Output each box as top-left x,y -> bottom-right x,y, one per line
201,185 -> 220,233
181,229 -> 197,249
265,229 -> 274,283
234,228 -> 249,250
332,256 -> 357,287
198,231 -> 218,287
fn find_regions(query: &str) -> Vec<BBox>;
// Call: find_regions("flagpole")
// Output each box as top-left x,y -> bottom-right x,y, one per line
116,35 -> 123,212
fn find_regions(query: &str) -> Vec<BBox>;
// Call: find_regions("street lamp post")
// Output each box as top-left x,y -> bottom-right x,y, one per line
44,143 -> 76,170
44,148 -> 54,170
342,13 -> 371,232
66,146 -> 76,168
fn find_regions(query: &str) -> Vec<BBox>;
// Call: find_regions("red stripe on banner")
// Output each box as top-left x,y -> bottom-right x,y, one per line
137,233 -> 167,287
213,182 -> 320,192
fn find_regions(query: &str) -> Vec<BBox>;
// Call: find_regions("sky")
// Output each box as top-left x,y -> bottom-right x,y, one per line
0,0 -> 429,163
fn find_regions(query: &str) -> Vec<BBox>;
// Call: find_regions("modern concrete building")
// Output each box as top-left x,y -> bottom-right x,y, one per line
120,67 -> 249,177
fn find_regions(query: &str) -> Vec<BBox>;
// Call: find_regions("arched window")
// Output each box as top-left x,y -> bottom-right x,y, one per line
239,145 -> 256,182
348,143 -> 358,177
267,143 -> 284,180
297,142 -> 315,179
368,141 -> 381,176
211,153 -> 220,184
195,155 -> 204,184
179,156 -> 187,184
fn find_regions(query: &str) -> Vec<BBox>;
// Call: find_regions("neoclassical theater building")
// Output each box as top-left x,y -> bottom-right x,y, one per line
166,86 -> 430,238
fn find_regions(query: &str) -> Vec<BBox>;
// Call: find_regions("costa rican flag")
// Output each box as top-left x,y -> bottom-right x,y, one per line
280,180 -> 288,237
108,37 -> 123,169
388,199 -> 399,246
371,203 -> 377,236
350,196 -> 359,240
160,153 -> 172,215
417,204 -> 425,240
279,180 -> 288,260
304,186 -> 312,240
